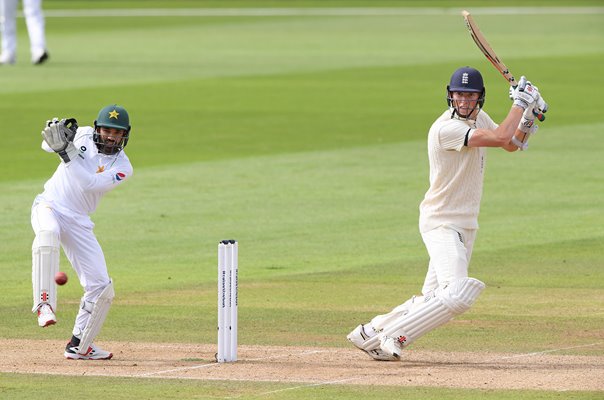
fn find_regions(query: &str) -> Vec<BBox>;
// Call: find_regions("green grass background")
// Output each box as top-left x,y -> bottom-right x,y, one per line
1,1 -> 603,399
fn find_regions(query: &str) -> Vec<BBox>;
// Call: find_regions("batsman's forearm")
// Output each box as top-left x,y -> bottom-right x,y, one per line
494,106 -> 523,144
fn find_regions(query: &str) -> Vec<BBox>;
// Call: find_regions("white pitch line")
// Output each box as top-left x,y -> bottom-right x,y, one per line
493,342 -> 603,361
136,349 -> 327,377
136,361 -> 220,377
19,7 -> 604,18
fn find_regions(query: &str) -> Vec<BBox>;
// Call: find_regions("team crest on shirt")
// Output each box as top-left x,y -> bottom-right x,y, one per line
96,165 -> 105,173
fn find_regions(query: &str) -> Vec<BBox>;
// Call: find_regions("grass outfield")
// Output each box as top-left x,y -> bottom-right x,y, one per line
1,1 -> 603,399
2,374 -> 601,400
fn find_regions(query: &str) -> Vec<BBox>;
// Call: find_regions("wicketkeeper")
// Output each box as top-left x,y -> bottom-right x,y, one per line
31,104 -> 133,360
348,66 -> 545,360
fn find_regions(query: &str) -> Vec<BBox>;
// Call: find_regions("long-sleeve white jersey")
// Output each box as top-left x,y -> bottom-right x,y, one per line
37,126 -> 133,216
419,109 -> 498,233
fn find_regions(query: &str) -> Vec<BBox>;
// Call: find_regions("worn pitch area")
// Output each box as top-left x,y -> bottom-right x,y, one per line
1,339 -> 603,391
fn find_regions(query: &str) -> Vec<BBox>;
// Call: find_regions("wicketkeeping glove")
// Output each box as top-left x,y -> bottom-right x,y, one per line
41,118 -> 80,163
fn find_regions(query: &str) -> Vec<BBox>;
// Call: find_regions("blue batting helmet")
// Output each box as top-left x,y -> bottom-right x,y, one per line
447,66 -> 486,108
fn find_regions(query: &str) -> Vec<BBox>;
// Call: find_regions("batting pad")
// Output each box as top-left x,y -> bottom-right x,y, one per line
32,230 -> 60,312
363,277 -> 485,350
370,293 -> 431,336
79,281 -> 114,353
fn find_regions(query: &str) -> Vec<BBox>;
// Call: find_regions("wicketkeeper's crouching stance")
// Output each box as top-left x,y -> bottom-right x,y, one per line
348,67 -> 545,360
32,105 -> 133,360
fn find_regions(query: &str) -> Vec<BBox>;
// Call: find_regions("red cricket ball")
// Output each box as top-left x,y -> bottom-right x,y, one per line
55,271 -> 68,286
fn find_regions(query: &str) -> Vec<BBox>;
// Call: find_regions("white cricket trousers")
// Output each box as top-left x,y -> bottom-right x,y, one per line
420,224 -> 477,295
31,198 -> 111,336
370,224 -> 476,331
0,0 -> 46,58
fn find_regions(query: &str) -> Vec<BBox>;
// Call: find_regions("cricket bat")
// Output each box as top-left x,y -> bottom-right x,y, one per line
462,10 -> 547,121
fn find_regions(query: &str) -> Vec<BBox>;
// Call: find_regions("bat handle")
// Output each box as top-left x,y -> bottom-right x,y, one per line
534,99 -> 548,122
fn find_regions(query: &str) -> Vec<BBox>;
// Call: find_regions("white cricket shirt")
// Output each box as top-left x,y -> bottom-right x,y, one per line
38,126 -> 133,216
419,109 -> 497,233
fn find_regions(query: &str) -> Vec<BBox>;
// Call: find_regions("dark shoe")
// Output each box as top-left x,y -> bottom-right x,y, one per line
64,335 -> 113,360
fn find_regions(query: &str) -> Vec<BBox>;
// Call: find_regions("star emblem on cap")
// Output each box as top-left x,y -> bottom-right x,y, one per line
109,109 -> 119,119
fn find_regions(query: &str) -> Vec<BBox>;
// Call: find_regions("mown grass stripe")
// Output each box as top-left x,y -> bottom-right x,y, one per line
23,7 -> 604,18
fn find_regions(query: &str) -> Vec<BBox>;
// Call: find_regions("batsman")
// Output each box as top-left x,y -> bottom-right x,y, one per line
31,104 -> 133,360
348,66 -> 546,360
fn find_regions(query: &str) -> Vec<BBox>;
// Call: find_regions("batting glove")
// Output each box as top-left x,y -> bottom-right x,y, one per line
510,76 -> 540,111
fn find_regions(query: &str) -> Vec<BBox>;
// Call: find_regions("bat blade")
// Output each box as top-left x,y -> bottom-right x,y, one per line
462,10 -> 547,121
462,10 -> 516,87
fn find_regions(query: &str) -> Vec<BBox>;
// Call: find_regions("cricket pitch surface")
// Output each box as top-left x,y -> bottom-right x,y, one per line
1,339 -> 603,391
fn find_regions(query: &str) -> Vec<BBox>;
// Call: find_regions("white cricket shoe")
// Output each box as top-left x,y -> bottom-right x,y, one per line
347,324 -> 398,361
65,341 -> 113,360
379,335 -> 402,360
32,50 -> 49,65
37,304 -> 57,327
0,52 -> 16,65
